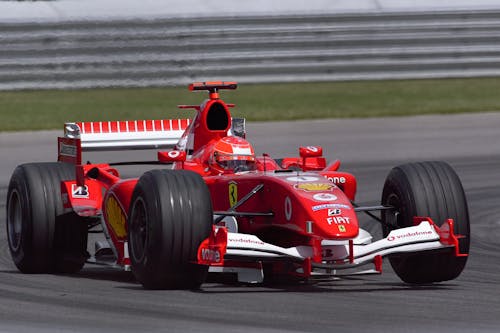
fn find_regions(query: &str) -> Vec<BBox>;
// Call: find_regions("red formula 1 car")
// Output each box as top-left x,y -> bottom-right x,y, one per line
6,82 -> 470,289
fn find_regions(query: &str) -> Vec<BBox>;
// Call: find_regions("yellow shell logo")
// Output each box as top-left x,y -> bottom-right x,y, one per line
105,195 -> 127,238
296,183 -> 333,191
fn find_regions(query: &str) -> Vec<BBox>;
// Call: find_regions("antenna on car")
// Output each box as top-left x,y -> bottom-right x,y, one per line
262,153 -> 269,174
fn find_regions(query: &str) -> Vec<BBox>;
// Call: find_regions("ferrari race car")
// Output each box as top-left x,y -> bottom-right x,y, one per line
6,82 -> 470,289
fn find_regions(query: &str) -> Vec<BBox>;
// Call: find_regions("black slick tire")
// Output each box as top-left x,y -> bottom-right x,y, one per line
128,170 -> 212,289
381,161 -> 470,284
6,162 -> 88,274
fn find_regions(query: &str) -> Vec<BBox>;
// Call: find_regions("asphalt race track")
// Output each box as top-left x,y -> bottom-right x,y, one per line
1,113 -> 500,333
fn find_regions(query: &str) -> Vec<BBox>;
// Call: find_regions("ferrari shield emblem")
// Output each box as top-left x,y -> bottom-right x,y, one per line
338,225 -> 346,233
229,181 -> 238,207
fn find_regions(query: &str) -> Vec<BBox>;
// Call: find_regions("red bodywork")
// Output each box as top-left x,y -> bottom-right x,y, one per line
58,81 -> 465,279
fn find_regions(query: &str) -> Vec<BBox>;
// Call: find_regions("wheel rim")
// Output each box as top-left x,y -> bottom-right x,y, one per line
129,197 -> 148,263
7,189 -> 23,252
383,193 -> 402,235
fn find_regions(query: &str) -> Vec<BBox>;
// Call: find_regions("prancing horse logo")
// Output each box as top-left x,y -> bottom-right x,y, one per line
229,181 -> 238,207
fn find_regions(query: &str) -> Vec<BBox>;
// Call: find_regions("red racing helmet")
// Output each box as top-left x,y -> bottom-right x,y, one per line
210,136 -> 256,173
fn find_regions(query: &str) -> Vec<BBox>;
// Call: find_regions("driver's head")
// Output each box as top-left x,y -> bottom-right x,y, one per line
210,136 -> 256,174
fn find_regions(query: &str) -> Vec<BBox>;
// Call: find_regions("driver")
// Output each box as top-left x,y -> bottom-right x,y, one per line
209,136 -> 256,174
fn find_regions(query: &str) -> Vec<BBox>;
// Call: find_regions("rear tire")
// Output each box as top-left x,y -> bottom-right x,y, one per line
381,161 -> 470,284
128,170 -> 212,289
6,162 -> 88,274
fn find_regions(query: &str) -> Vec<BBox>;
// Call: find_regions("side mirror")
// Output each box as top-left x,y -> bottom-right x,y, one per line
229,117 -> 246,138
299,146 -> 323,158
158,150 -> 187,163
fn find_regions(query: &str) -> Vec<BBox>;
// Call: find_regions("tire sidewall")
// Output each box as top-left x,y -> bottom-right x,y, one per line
6,172 -> 33,269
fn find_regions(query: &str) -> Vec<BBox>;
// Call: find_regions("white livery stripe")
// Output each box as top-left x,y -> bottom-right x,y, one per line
233,147 -> 252,155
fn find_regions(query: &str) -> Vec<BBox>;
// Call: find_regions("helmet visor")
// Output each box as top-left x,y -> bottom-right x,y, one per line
216,153 -> 256,172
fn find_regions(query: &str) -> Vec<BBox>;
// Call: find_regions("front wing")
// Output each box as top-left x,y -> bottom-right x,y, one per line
197,217 -> 466,283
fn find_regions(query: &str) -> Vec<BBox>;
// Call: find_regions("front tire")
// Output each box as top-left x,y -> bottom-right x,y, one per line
6,162 -> 88,274
381,161 -> 470,284
128,170 -> 212,289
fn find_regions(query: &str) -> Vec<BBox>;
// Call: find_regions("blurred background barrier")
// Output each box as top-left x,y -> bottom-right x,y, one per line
2,5 -> 500,90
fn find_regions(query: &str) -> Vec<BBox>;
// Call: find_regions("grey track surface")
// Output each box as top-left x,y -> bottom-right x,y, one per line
1,113 -> 500,332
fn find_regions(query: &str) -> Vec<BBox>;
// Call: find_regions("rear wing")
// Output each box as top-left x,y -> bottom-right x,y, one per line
58,119 -> 190,164
57,117 -> 246,164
